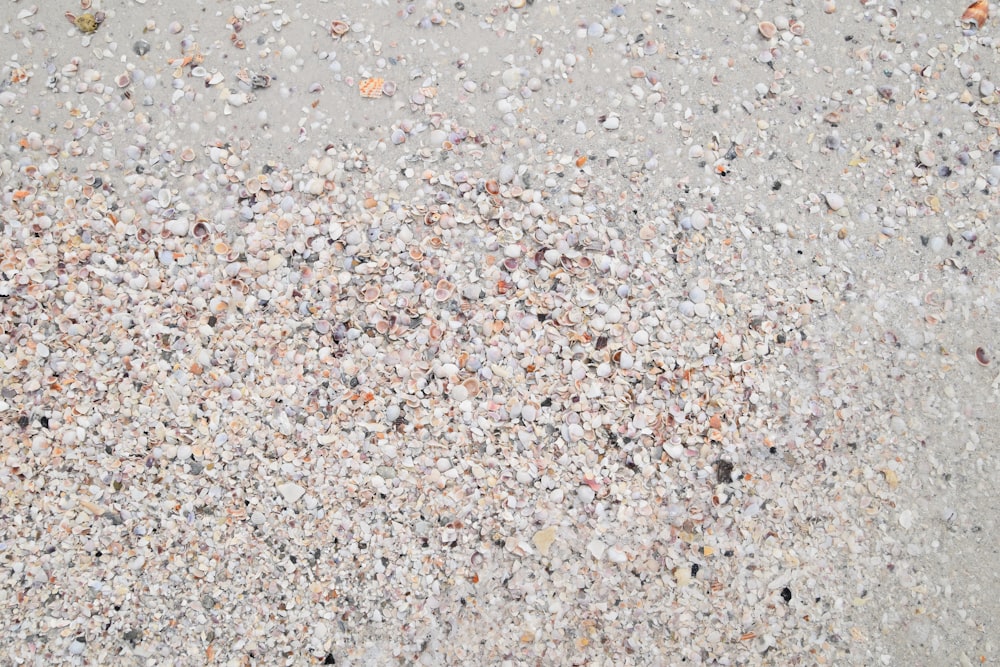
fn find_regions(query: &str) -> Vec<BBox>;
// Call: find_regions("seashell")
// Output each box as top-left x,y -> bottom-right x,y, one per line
361,285 -> 380,303
70,12 -> 100,34
462,377 -> 481,398
961,0 -> 989,33
358,77 -> 384,98
133,40 -> 151,56
192,220 -> 210,240
330,20 -> 350,37
789,19 -> 805,36
115,73 -> 131,88
758,21 -> 776,40
629,66 -> 646,78
381,80 -> 397,97
976,346 -> 991,366
209,297 -> 229,314
577,284 -> 600,304
213,241 -> 230,255
180,147 -> 196,162
484,179 -> 500,195
434,279 -> 456,301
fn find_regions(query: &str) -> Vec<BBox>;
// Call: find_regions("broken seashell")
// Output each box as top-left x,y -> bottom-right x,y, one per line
358,77 -> 384,98
961,0 -> 989,34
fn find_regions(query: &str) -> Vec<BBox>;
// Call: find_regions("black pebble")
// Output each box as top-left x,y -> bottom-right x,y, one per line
690,563 -> 700,577
716,460 -> 734,484
323,654 -> 337,665
781,587 -> 792,602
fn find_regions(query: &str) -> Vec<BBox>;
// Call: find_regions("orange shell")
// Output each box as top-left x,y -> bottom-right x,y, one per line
358,77 -> 384,98
961,0 -> 989,30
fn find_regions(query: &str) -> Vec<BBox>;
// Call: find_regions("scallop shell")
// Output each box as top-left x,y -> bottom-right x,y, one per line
358,77 -> 384,98
961,0 -> 989,33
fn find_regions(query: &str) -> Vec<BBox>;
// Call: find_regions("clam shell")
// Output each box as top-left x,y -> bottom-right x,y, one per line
330,20 -> 350,37
758,21 -> 776,39
434,279 -> 455,302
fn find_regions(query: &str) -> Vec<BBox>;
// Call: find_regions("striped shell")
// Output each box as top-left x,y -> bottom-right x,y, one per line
358,77 -> 384,99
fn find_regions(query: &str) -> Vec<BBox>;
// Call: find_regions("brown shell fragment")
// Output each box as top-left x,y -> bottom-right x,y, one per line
961,0 -> 989,34
976,346 -> 990,366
